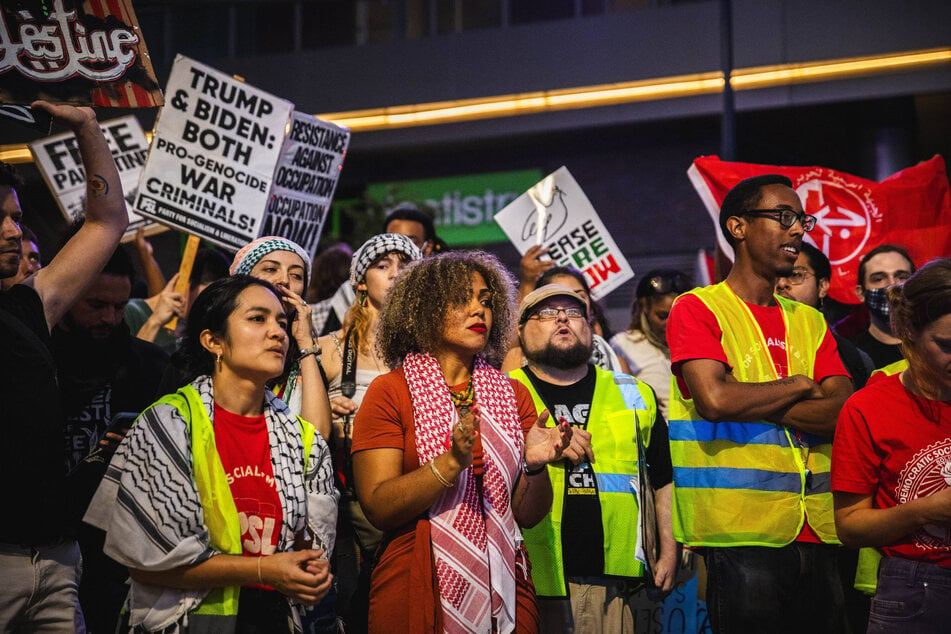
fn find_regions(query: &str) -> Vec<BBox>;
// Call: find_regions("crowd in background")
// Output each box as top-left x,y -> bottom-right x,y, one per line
2,104 -> 949,634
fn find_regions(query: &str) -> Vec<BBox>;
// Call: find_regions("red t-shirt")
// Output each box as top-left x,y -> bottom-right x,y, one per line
213,404 -> 282,558
833,373 -> 951,567
668,292 -> 848,543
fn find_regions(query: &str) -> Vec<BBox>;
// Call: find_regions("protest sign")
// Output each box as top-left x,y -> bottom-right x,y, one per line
0,0 -> 162,107
494,166 -> 634,300
134,55 -> 293,251
262,111 -> 349,255
688,155 -> 951,304
30,115 -> 158,238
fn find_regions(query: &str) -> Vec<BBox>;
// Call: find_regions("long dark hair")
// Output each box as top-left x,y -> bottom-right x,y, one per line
178,275 -> 283,383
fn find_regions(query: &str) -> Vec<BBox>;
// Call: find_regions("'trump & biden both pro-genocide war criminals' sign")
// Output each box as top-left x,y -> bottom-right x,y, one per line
494,166 -> 634,300
134,55 -> 293,250
0,0 -> 162,107
263,111 -> 350,255
30,116 -> 159,238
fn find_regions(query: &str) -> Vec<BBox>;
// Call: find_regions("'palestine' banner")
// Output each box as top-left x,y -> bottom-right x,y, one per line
688,155 -> 951,304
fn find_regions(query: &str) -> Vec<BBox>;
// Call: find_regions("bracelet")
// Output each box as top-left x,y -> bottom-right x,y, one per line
522,457 -> 546,476
429,460 -> 454,488
298,343 -> 322,361
257,556 -> 264,585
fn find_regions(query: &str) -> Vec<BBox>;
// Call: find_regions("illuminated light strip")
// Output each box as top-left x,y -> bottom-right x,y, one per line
731,48 -> 951,89
1,47 -> 949,161
321,74 -> 726,130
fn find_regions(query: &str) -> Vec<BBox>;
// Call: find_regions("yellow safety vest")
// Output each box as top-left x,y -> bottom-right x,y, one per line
510,367 -> 657,597
154,385 -> 315,618
668,283 -> 839,547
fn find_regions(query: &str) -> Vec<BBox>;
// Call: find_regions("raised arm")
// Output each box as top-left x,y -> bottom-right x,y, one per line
32,101 -> 127,329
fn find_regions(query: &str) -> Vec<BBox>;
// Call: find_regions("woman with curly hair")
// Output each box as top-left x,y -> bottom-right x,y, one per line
351,251 -> 587,633
85,275 -> 338,632
833,258 -> 951,632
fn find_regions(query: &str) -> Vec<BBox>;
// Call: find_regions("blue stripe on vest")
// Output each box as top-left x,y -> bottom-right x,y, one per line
596,472 -> 636,494
673,466 -> 802,492
669,419 -> 791,447
807,471 -> 831,495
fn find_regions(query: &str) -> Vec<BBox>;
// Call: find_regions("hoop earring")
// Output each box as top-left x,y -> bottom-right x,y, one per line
216,352 -> 222,372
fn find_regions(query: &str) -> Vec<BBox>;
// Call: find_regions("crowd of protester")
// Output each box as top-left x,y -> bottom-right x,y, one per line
2,106 -> 948,634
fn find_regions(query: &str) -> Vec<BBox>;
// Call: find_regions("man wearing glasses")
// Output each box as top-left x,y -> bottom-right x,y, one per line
666,175 -> 853,633
510,284 -> 676,633
776,243 -> 875,390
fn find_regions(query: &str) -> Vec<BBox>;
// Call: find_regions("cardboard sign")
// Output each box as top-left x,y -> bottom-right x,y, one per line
0,0 -> 162,107
261,111 -> 350,256
494,166 -> 634,300
134,55 -> 293,251
30,116 -> 158,238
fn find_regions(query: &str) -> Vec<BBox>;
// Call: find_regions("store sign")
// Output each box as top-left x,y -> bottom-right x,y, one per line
367,169 -> 543,245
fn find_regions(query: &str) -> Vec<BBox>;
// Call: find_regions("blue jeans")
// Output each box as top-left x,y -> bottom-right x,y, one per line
868,556 -> 951,634
704,543 -> 845,634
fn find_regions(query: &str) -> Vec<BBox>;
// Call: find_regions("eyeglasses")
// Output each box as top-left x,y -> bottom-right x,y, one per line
526,306 -> 586,321
744,208 -> 817,232
780,267 -> 815,286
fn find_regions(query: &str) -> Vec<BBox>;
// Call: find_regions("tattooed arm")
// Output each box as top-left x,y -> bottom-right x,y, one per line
31,101 -> 128,330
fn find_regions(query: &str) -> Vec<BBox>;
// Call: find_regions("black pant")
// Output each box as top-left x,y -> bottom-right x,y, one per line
704,543 -> 846,634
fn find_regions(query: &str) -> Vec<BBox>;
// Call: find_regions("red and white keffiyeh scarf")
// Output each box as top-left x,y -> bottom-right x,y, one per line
403,353 -> 525,634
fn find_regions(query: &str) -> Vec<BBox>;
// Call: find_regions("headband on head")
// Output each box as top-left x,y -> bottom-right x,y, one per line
230,236 -> 311,281
350,233 -> 422,288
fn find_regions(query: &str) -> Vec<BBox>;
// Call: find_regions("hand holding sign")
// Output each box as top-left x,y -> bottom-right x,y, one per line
495,167 -> 634,301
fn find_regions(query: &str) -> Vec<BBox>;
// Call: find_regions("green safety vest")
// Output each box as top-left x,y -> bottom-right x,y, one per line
510,366 -> 657,598
668,283 -> 839,547
154,385 -> 315,619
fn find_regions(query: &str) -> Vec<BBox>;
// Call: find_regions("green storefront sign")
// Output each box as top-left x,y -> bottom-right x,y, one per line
366,169 -> 543,246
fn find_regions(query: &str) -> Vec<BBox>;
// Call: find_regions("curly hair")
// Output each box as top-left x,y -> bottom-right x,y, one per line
888,258 -> 951,400
376,250 -> 516,368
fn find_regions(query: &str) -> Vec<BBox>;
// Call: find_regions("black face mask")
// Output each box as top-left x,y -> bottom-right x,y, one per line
864,286 -> 891,325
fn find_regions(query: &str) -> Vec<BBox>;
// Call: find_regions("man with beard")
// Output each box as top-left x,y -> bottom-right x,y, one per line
509,284 -> 676,634
54,244 -> 169,632
666,174 -> 853,633
0,102 -> 127,631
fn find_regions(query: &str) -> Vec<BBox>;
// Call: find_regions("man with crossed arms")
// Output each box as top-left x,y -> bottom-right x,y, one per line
667,174 -> 852,633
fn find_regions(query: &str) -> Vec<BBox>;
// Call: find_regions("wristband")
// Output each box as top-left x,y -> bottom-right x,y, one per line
522,457 -> 546,476
298,343 -> 322,362
257,556 -> 264,585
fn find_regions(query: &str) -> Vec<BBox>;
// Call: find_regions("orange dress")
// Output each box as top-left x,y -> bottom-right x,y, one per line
351,368 -> 540,633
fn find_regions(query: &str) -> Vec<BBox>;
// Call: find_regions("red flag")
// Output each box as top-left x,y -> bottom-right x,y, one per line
688,155 -> 951,304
